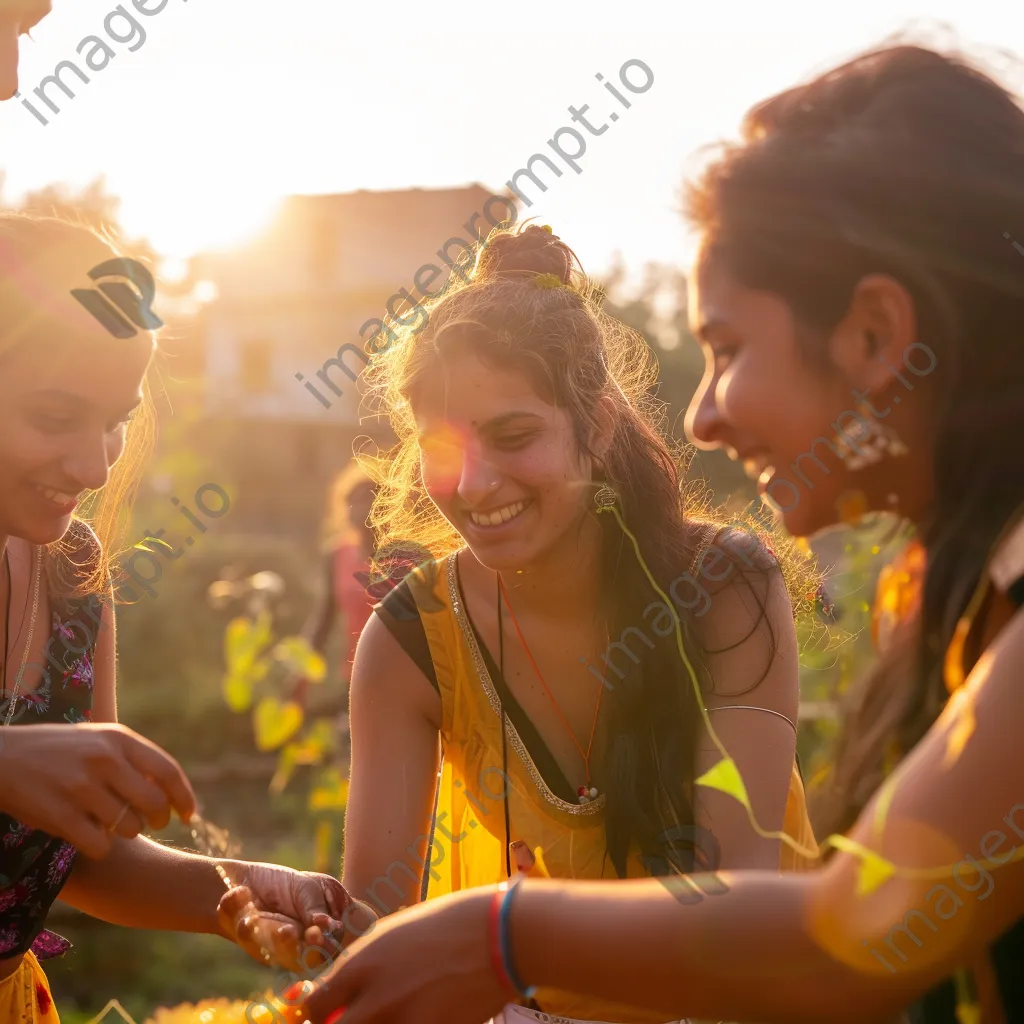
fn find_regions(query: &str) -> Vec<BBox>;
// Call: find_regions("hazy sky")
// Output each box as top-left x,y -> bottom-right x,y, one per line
2,0 -> 1022,283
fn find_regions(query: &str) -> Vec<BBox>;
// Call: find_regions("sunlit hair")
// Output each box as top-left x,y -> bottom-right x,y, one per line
359,221 -> 818,874
685,41 -> 1024,834
0,212 -> 158,598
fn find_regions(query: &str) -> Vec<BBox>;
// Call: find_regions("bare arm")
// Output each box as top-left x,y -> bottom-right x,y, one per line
65,591 -> 352,960
694,540 -> 800,870
341,611 -> 444,917
512,604 -> 1024,1022
303,609 -> 1024,1024
61,589 -> 230,935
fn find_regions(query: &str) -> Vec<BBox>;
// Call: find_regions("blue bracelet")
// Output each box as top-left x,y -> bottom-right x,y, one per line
498,879 -> 537,1001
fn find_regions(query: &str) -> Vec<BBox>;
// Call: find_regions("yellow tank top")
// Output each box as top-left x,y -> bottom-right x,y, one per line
404,551 -> 817,1022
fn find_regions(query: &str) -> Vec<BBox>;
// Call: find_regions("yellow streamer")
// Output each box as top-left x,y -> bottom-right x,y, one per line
829,835 -> 895,896
694,758 -> 751,810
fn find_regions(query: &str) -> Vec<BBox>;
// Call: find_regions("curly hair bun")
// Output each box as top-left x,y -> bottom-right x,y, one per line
475,224 -> 575,285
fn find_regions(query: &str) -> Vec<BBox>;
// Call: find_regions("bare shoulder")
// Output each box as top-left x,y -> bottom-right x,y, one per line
688,525 -> 798,709
349,610 -> 443,732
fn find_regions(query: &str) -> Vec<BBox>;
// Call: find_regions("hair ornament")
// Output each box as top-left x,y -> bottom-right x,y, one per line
533,272 -> 565,290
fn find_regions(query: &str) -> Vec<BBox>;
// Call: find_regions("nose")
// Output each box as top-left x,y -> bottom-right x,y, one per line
684,369 -> 729,451
0,21 -> 20,101
456,438 -> 502,507
65,434 -> 116,494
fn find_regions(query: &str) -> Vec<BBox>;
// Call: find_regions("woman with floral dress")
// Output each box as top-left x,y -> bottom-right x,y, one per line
0,213 -> 356,1021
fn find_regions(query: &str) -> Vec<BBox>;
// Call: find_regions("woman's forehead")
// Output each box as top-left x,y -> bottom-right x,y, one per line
413,349 -> 552,423
1,327 -> 152,404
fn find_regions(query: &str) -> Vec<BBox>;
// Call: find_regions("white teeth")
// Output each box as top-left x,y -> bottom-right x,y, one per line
35,485 -> 76,504
469,500 -> 527,527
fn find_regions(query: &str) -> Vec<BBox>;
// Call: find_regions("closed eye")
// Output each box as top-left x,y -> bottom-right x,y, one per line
493,432 -> 537,451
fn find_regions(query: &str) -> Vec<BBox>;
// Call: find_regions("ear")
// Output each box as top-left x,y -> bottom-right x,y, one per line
828,273 -> 919,395
588,395 -> 617,468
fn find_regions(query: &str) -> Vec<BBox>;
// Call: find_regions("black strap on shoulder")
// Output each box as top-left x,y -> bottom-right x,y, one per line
374,579 -> 439,693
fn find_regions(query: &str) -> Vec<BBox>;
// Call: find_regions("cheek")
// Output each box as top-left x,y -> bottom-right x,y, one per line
715,361 -> 777,428
519,433 -> 587,490
0,409 -> 58,480
418,425 -> 467,496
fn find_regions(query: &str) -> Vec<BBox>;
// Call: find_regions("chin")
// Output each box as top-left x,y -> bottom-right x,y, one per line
7,512 -> 75,548
463,537 -> 539,574
769,495 -> 840,540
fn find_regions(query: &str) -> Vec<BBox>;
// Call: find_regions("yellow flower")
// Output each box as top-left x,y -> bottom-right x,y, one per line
533,272 -> 563,289
145,992 -> 303,1024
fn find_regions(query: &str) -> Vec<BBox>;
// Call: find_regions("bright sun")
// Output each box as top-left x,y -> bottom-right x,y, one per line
117,182 -> 284,263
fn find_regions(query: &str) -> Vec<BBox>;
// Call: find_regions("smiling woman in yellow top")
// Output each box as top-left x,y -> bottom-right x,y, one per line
335,223 -> 818,1023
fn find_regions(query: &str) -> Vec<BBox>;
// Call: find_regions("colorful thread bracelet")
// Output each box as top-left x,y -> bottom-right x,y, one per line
489,884 -> 519,999
498,878 -> 537,1001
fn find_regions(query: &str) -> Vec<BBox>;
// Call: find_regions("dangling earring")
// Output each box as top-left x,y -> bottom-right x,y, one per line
830,400 -> 909,472
594,484 -> 618,512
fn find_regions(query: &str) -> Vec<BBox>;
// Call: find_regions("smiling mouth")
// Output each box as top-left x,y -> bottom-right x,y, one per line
468,500 -> 529,528
33,485 -> 79,506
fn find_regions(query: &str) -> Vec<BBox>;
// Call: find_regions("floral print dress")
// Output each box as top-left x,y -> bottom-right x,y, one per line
0,587 -> 101,969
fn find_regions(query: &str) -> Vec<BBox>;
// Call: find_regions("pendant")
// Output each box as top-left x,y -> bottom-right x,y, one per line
576,785 -> 599,804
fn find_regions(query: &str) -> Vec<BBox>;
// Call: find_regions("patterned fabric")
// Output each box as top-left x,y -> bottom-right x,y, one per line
0,528 -> 102,963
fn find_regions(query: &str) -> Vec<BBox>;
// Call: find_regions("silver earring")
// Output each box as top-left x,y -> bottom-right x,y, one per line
831,402 -> 908,472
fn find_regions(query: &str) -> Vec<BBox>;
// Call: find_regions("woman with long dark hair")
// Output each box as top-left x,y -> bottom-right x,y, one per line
230,218 -> 822,1023
296,42 -> 1024,1024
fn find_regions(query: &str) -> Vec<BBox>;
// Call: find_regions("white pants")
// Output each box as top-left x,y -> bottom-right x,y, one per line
492,1004 -> 690,1024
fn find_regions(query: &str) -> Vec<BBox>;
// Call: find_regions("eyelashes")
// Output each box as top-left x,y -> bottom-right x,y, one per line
494,433 -> 536,450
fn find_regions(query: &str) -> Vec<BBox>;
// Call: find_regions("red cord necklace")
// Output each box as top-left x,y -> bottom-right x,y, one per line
496,573 -> 607,804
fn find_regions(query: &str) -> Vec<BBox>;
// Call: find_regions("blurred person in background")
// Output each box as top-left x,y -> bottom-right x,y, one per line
0,213 -> 358,1022
299,42 -> 1024,1024
0,0 -> 51,100
293,465 -> 377,707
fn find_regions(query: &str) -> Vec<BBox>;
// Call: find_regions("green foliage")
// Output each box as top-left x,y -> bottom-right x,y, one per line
796,517 -> 915,794
214,578 -> 345,874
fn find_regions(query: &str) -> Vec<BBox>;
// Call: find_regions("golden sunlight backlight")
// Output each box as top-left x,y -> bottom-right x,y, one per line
117,182 -> 284,262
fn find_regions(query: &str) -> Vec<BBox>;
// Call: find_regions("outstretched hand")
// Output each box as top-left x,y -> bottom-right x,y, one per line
218,863 -> 363,971
300,886 -> 505,1024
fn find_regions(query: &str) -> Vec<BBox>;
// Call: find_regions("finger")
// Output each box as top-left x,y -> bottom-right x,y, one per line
31,797 -> 114,860
65,806 -> 116,860
107,769 -> 175,830
237,910 -> 303,968
119,736 -> 196,821
218,884 -> 257,925
302,953 -> 362,1024
82,788 -> 146,839
321,878 -> 354,921
219,887 -> 304,968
